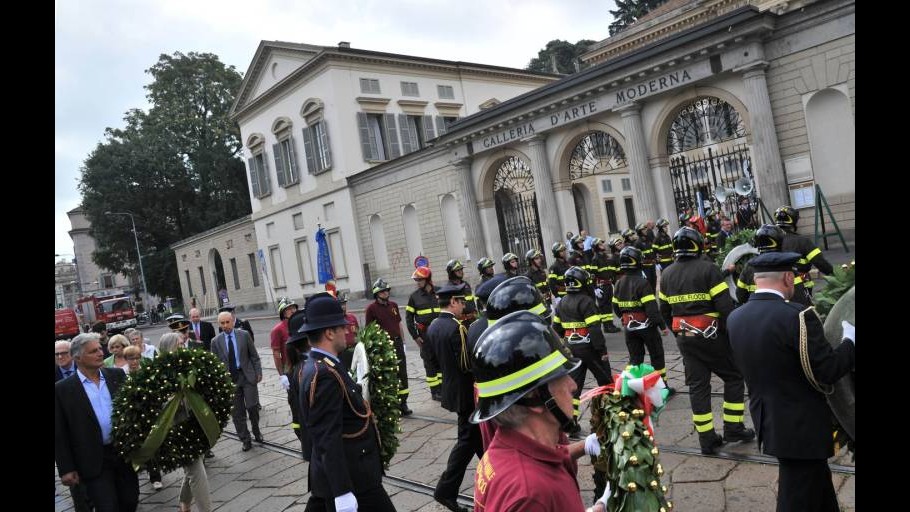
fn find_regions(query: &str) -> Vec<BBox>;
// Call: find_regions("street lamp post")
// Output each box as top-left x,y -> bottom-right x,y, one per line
105,211 -> 150,311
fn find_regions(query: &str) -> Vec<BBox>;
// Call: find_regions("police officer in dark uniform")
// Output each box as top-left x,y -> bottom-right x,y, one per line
653,218 -> 674,270
736,224 -> 811,306
612,246 -> 672,390
658,227 -> 754,454
428,282 -> 481,512
445,259 -> 477,327
590,237 -> 621,333
727,252 -> 855,512
501,252 -> 521,278
476,257 -> 496,284
554,266 -> 612,434
219,304 -> 255,342
524,248 -> 551,306
548,242 -> 571,303
297,293 -> 395,512
405,266 -> 442,401
775,205 -> 834,297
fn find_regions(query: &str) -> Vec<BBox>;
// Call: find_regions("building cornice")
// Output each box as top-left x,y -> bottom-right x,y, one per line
170,215 -> 253,250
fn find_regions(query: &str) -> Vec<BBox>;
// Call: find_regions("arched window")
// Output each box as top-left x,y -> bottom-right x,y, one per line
440,194 -> 464,260
369,214 -> 389,270
666,97 -> 746,154
492,156 -> 542,262
402,204 -> 423,262
568,132 -> 627,180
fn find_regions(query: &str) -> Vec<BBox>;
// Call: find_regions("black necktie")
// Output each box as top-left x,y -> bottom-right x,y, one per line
227,333 -> 238,372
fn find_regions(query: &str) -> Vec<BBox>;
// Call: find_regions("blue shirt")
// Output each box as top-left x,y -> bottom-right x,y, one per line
225,331 -> 241,369
582,235 -> 595,251
77,368 -> 114,445
58,364 -> 76,378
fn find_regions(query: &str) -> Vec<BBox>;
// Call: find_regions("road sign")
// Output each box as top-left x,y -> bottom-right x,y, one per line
414,255 -> 429,269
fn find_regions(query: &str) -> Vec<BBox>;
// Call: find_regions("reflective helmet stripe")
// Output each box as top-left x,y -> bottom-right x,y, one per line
476,350 -> 568,398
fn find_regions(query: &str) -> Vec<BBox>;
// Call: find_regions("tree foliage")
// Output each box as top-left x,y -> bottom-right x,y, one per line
78,52 -> 249,301
526,39 -> 596,75
609,0 -> 668,36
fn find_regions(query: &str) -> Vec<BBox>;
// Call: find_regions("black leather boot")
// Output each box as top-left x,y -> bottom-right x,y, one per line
698,430 -> 724,455
723,423 -> 755,443
400,398 -> 413,416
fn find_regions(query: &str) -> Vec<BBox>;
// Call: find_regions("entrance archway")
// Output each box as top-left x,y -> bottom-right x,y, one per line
208,249 -> 228,308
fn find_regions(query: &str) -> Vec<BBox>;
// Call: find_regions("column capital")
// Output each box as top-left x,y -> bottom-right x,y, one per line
734,60 -> 770,77
451,157 -> 473,169
525,134 -> 548,146
616,102 -> 642,117
649,154 -> 669,167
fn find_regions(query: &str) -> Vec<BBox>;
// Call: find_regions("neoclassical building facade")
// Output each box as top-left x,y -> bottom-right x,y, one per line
350,0 -> 854,291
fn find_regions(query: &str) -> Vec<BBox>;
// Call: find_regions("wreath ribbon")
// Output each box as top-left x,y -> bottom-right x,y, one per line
580,364 -> 669,436
127,370 -> 221,470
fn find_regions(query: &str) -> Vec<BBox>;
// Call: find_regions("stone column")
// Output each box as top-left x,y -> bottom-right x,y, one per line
739,61 -> 789,211
649,155 -> 678,225
478,199 -> 503,258
619,103 -> 660,223
553,183 -> 576,241
453,157 -> 486,264
526,135 -> 563,251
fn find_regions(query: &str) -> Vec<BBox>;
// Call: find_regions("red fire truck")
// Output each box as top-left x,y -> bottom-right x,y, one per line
76,290 -> 138,334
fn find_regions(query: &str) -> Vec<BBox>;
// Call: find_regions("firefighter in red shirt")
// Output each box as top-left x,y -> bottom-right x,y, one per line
365,278 -> 411,416
471,310 -> 608,512
270,297 -> 298,389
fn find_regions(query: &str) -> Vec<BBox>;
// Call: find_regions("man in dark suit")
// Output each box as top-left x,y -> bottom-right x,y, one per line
298,292 -> 395,512
211,311 -> 263,451
55,333 -> 139,512
429,282 -> 481,512
55,340 -> 77,382
727,252 -> 855,512
188,307 -> 217,351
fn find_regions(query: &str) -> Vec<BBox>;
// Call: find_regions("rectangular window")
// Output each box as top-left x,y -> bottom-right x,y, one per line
302,122 -> 333,174
292,213 -> 304,230
601,179 -> 613,193
400,81 -> 419,97
247,152 -> 271,198
266,222 -> 275,238
323,202 -> 335,222
198,267 -> 207,295
624,197 -> 636,228
102,275 -> 114,288
295,238 -> 315,284
184,270 -> 193,296
621,177 -> 632,191
229,258 -> 240,290
272,137 -> 299,187
359,78 -> 381,94
357,113 -> 400,161
437,85 -> 455,99
269,246 -> 286,288
398,114 -> 437,154
604,200 -> 618,233
327,229 -> 348,278
248,253 -> 260,287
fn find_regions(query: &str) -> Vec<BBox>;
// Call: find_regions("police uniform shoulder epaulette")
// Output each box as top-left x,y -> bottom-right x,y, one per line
782,300 -> 805,312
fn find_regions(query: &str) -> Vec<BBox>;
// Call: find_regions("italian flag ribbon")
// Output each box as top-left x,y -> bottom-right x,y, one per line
615,363 -> 669,436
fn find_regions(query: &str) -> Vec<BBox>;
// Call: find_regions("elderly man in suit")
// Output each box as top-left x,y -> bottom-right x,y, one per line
55,332 -> 139,512
211,311 -> 263,452
188,308 -> 217,351
727,252 -> 855,512
55,340 -> 77,382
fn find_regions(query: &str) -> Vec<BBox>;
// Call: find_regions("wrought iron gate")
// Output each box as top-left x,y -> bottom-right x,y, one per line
668,145 -> 756,221
495,191 -> 544,272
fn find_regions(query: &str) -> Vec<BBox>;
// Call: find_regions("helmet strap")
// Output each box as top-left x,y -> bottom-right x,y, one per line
520,386 -> 576,433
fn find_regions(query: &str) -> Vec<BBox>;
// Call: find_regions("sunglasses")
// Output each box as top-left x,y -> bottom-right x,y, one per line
55,352 -> 70,357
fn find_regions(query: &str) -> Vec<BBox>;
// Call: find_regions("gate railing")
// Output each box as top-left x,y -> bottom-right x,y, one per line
668,144 -> 756,223
495,192 -> 544,273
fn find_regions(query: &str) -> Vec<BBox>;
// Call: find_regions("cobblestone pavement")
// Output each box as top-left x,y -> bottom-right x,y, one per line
56,340 -> 855,511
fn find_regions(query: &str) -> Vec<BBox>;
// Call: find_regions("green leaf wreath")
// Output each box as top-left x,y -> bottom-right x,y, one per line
111,349 -> 234,473
354,321 -> 402,469
715,228 -> 756,268
813,260 -> 855,319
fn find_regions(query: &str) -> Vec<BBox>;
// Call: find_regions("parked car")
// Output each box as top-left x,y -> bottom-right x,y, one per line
136,312 -> 149,325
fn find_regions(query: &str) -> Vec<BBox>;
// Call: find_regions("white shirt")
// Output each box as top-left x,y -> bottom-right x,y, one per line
754,288 -> 785,299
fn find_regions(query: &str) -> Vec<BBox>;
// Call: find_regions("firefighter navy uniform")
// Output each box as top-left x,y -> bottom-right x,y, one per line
612,268 -> 669,382
406,284 -> 442,399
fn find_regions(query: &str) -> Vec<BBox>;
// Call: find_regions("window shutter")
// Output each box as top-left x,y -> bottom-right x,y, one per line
422,115 -> 436,142
259,154 -> 271,195
302,127 -> 318,174
286,138 -> 299,183
435,116 -> 447,135
248,157 -> 261,198
398,114 -> 413,155
273,143 -> 287,187
383,113 -> 401,159
357,112 -> 376,161
319,122 -> 333,170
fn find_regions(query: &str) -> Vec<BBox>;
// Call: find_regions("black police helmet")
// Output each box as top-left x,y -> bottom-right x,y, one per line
563,266 -> 590,292
775,205 -> 799,231
672,227 -> 703,258
470,310 -> 580,423
619,246 -> 643,270
753,224 -> 785,254
485,276 -> 550,322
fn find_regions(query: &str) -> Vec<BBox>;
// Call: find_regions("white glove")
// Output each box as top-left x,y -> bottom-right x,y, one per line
279,374 -> 290,391
841,320 -> 855,345
584,433 -> 601,456
334,492 -> 358,512
594,288 -> 604,299
597,481 -> 612,507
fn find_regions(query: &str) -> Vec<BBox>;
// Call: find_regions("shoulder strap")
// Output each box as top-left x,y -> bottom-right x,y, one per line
308,359 -> 373,439
798,306 -> 834,395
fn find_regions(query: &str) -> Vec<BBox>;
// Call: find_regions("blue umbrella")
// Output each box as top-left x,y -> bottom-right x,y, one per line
315,227 -> 335,284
